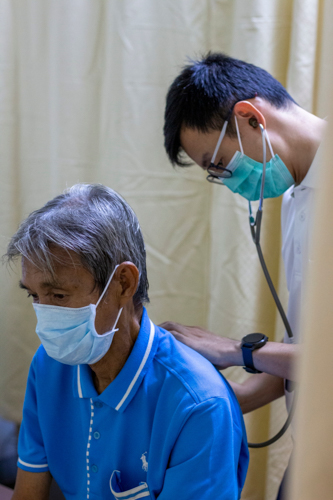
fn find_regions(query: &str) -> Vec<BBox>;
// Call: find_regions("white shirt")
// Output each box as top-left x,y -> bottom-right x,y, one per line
281,148 -> 320,410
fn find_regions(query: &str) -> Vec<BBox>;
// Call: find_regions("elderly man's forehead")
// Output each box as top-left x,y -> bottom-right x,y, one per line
47,246 -> 84,266
21,250 -> 96,292
21,247 -> 85,275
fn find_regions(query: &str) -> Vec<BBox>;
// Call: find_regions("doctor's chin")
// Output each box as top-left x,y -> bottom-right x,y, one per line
6,183 -> 248,500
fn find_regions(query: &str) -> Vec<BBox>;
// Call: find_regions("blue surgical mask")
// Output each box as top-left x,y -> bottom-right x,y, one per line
33,265 -> 123,365
215,117 -> 294,201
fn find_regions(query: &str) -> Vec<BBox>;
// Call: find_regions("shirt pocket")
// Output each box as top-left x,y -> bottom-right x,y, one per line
110,470 -> 151,500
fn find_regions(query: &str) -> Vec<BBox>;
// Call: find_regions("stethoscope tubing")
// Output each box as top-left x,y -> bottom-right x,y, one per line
247,124 -> 295,448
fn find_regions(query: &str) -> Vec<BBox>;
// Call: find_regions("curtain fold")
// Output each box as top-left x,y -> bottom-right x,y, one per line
0,1 -> 327,498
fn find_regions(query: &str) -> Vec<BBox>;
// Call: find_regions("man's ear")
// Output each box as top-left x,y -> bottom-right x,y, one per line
234,101 -> 266,129
115,262 -> 140,306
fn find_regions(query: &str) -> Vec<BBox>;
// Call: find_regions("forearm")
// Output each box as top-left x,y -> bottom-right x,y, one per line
12,469 -> 52,500
217,340 -> 299,381
160,322 -> 299,380
229,373 -> 285,414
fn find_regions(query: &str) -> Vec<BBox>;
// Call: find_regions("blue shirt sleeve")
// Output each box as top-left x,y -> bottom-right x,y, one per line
157,397 -> 248,500
17,355 -> 49,473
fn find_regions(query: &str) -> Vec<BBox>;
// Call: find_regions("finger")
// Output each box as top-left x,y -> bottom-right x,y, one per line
160,323 -> 188,335
172,331 -> 196,346
169,330 -> 185,341
159,321 -> 179,330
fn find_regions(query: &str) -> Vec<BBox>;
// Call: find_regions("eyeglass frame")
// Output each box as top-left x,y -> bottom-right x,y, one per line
206,96 -> 257,185
206,121 -> 233,184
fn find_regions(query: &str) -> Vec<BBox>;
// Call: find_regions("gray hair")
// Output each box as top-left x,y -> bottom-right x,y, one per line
5,184 -> 149,307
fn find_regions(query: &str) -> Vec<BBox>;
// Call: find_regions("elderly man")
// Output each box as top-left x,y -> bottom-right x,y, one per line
6,184 -> 248,500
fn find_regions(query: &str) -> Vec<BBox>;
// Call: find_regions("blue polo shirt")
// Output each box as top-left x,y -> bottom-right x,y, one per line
18,308 -> 249,499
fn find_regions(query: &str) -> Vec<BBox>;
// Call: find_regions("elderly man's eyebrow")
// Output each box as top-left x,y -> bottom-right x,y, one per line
19,279 -> 65,290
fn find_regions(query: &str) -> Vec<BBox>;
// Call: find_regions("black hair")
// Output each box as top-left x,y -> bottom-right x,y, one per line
164,52 -> 297,166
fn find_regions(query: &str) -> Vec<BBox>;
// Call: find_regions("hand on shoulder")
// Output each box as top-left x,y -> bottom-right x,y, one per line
159,322 -> 240,369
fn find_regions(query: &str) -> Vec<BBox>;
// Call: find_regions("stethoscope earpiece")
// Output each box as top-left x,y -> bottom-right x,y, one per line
249,117 -> 259,128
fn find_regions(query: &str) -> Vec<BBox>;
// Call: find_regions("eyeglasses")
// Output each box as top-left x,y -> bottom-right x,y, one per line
205,96 -> 259,185
206,120 -> 233,185
206,164 -> 233,184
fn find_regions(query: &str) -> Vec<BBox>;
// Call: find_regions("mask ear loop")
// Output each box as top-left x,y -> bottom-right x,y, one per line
109,307 -> 123,334
249,124 -> 267,244
264,129 -> 274,159
96,264 -> 119,308
96,264 -> 123,333
234,116 -> 244,154
258,124 -> 267,212
211,120 -> 228,164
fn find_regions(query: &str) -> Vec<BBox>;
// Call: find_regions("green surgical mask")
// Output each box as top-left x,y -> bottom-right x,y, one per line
212,117 -> 294,201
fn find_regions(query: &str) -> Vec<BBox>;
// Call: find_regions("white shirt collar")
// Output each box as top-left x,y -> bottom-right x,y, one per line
290,143 -> 322,196
299,143 -> 322,190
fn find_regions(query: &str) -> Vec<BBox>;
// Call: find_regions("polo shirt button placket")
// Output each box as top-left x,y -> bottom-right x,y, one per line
86,399 -> 104,498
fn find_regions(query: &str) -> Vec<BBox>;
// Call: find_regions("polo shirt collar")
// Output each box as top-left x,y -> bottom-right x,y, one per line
73,308 -> 158,413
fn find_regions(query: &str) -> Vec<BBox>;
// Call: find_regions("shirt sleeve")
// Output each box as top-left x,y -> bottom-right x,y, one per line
157,397 -> 248,500
17,354 -> 49,473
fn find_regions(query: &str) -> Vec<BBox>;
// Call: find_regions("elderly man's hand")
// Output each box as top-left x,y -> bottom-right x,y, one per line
159,322 -> 241,370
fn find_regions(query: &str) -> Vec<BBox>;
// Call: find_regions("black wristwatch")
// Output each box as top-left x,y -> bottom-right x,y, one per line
241,333 -> 268,374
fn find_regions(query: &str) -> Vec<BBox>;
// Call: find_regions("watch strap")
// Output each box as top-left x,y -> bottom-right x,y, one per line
241,346 -> 262,374
241,333 -> 268,374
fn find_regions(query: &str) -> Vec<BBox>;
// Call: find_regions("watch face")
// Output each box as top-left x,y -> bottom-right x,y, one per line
244,333 -> 265,343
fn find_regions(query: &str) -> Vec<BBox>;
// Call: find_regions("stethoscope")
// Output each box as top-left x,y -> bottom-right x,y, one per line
207,122 -> 296,448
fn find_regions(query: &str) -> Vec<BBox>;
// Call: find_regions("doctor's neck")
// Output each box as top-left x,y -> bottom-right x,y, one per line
267,104 -> 326,185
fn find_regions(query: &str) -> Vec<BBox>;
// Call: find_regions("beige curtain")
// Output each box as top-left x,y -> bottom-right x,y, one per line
0,1 -> 328,498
